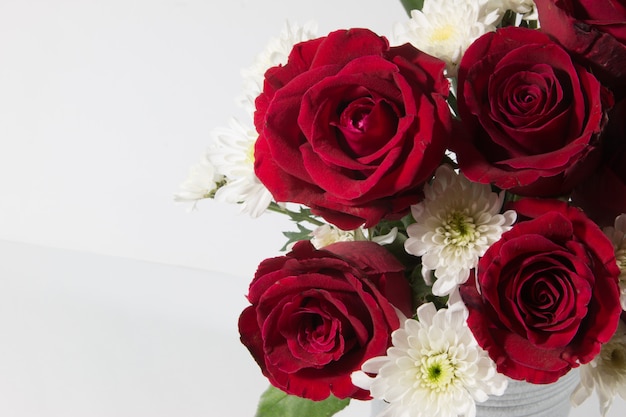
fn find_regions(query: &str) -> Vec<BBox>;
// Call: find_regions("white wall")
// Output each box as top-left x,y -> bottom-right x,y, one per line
0,0 -> 408,280
1,1 -> 624,416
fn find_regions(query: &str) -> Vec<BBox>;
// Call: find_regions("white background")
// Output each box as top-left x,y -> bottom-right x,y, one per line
0,0 -> 623,416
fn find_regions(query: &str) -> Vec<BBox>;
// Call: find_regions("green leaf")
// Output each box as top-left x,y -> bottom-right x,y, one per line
280,223 -> 314,251
500,10 -> 517,28
267,202 -> 324,227
409,266 -> 448,310
399,0 -> 424,15
255,386 -> 350,417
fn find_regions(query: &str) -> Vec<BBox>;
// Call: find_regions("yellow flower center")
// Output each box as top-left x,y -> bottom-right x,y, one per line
611,348 -> 626,368
419,353 -> 456,392
598,337 -> 626,379
430,25 -> 455,42
441,210 -> 478,247
246,143 -> 255,166
605,343 -> 626,370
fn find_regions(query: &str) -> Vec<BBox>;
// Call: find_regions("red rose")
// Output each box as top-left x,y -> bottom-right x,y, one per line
453,26 -> 610,197
254,28 -> 452,230
460,198 -> 622,383
572,98 -> 626,227
535,0 -> 626,97
238,240 -> 411,400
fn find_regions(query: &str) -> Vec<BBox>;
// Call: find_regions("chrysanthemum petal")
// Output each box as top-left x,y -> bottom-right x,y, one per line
404,165 -> 516,296
353,303 -> 506,417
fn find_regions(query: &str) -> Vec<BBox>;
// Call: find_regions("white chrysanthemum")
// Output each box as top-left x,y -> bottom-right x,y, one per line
603,214 -> 626,311
207,117 -> 273,218
486,0 -> 538,21
392,0 -> 499,77
352,298 -> 507,417
174,153 -> 223,209
310,224 -> 399,249
209,118 -> 257,179
571,320 -> 626,416
371,227 -> 399,246
214,174 -> 273,218
178,21 -> 317,216
238,21 -> 318,113
310,224 -> 356,249
404,165 -> 516,296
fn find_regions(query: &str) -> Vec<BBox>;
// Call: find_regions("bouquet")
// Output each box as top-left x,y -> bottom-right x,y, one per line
175,1 -> 626,416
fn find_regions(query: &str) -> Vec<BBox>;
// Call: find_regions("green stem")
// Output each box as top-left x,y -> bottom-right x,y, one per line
399,0 -> 424,15
501,10 -> 517,27
267,202 -> 325,226
448,89 -> 458,119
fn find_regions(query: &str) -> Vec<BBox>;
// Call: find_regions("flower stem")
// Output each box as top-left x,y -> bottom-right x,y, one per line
267,202 -> 325,226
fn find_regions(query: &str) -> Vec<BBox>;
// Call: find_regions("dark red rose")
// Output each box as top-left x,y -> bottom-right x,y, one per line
460,198 -> 622,383
572,98 -> 626,227
453,26 -> 610,197
238,240 -> 411,400
254,28 -> 452,230
535,0 -> 626,97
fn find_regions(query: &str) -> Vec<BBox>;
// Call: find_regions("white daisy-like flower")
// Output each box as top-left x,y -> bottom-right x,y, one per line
214,174 -> 273,218
371,227 -> 399,246
310,224 -> 356,249
392,0 -> 499,77
571,320 -> 626,416
309,224 -> 400,249
352,296 -> 507,417
209,118 -> 256,179
404,165 -> 516,296
486,0 -> 538,21
602,214 -> 626,311
209,117 -> 273,218
173,152 -> 224,210
178,21 -> 316,216
238,20 -> 318,113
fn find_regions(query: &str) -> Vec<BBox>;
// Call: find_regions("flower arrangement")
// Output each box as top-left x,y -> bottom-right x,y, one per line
175,1 -> 626,416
